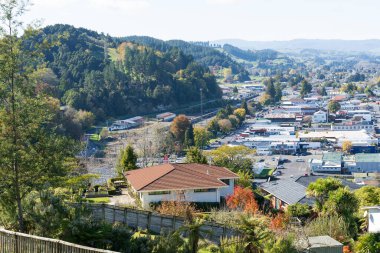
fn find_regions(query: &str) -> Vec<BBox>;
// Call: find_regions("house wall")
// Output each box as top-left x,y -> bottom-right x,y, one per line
368,208 -> 380,233
219,179 -> 234,197
355,162 -> 380,173
140,188 -> 221,208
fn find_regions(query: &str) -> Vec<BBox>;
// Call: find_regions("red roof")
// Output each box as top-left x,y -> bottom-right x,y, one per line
125,163 -> 238,192
332,95 -> 347,101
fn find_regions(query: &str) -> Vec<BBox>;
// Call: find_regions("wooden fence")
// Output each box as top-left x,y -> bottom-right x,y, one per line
85,203 -> 239,243
0,229 -> 119,253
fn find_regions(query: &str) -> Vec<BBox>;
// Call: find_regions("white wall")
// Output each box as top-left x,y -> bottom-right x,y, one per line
368,208 -> 380,233
140,188 -> 221,209
219,179 -> 235,197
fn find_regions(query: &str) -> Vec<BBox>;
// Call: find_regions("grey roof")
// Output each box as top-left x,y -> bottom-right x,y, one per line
355,153 -> 380,163
296,175 -> 361,190
308,236 -> 343,248
260,179 -> 307,205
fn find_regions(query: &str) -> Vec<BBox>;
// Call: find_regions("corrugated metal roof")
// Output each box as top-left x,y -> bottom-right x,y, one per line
260,179 -> 307,205
355,153 -> 380,163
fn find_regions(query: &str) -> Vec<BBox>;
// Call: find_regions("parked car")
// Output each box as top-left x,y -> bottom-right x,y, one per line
296,158 -> 305,162
273,171 -> 282,176
277,165 -> 285,169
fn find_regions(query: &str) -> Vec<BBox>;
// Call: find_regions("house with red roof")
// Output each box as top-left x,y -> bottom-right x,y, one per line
125,163 -> 238,208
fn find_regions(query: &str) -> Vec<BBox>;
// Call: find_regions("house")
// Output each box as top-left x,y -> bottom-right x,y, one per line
125,163 -> 238,208
307,236 -> 343,253
156,112 -> 176,122
258,175 -> 361,210
108,116 -> 144,131
362,206 -> 380,233
353,153 -> 380,173
309,152 -> 342,173
264,113 -> 296,123
312,110 -> 327,123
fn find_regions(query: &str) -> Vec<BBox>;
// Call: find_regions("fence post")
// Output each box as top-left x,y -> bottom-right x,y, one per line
14,233 -> 18,253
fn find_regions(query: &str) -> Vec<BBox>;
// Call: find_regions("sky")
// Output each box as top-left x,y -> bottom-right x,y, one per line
22,0 -> 380,41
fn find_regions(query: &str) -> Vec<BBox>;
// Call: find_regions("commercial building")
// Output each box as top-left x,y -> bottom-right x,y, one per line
312,110 -> 328,123
108,116 -> 144,131
156,112 -> 176,122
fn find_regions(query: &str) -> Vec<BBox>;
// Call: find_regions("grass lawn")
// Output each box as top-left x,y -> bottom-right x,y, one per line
84,197 -> 110,204
89,133 -> 100,141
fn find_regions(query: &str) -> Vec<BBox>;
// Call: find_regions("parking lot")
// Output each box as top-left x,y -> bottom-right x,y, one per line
257,154 -> 322,179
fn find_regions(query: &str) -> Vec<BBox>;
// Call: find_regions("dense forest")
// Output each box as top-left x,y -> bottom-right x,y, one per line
24,25 -> 224,120
121,36 -> 251,81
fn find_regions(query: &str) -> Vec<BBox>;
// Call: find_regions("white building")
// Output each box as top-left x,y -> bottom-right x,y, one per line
156,112 -> 176,122
312,110 -> 328,123
362,206 -> 380,233
125,163 -> 238,208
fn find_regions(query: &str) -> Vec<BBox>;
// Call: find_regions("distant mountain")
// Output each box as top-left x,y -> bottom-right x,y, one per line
213,39 -> 380,53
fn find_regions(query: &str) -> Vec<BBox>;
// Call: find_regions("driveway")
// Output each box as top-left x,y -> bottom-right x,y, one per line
109,189 -> 136,207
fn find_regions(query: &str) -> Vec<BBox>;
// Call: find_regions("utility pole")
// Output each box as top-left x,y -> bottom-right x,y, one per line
200,88 -> 203,120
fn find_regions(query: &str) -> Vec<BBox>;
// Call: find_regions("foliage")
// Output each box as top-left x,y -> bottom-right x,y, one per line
269,213 -> 289,232
328,100 -> 341,113
233,108 -> 246,123
170,115 -> 192,145
26,26 -> 222,119
179,217 -> 211,253
305,214 -> 350,243
259,93 -> 272,106
323,187 -> 359,220
300,80 -> 312,97
151,230 -> 185,253
218,119 -> 233,134
186,147 -> 208,164
354,186 -> 380,208
184,124 -> 195,148
207,118 -> 220,137
240,99 -> 250,115
236,170 -> 253,188
194,127 -> 212,148
226,186 -> 259,215
306,177 -> 343,212
209,145 -> 253,173
342,141 -> 353,154
116,145 -> 138,175
264,235 -> 298,253
239,216 -> 272,253
223,44 -> 278,62
0,1 -> 78,232
355,233 -> 380,253
156,201 -> 198,217
207,209 -> 242,229
286,203 -> 311,219
219,236 -> 246,253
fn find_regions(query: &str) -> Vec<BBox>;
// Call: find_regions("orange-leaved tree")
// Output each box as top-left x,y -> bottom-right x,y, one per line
226,186 -> 259,215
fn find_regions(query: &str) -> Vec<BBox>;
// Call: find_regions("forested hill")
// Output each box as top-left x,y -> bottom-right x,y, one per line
223,44 -> 279,62
119,36 -> 251,81
25,24 -> 222,120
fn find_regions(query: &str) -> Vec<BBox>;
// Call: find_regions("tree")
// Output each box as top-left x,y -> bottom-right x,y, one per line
239,216 -> 271,253
233,86 -> 238,93
179,218 -> 211,253
342,141 -> 352,154
170,115 -> 191,145
355,186 -> 380,208
209,145 -> 253,173
236,170 -> 253,188
186,147 -> 207,164
265,78 -> 276,100
328,100 -> 341,113
241,99 -> 249,115
218,119 -> 232,134
286,203 -> 311,219
207,118 -> 220,137
193,127 -> 211,148
0,0 -> 78,232
226,186 -> 259,215
300,80 -> 312,97
274,82 -> 282,102
116,145 -> 138,175
306,178 -> 343,212
184,124 -> 194,148
323,187 -> 359,222
259,93 -> 272,106
355,233 -> 380,253
305,214 -> 350,243
233,108 -> 246,123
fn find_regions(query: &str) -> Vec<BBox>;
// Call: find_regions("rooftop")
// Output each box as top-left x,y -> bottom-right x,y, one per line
125,163 -> 238,192
322,152 -> 342,163
308,236 -> 343,248
355,153 -> 380,163
260,179 -> 307,205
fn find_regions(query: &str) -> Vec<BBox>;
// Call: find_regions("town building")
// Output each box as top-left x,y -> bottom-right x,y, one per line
331,121 -> 374,132
156,112 -> 176,122
108,116 -> 144,131
361,206 -> 380,233
264,113 -> 296,123
125,163 -> 238,208
312,110 -> 328,123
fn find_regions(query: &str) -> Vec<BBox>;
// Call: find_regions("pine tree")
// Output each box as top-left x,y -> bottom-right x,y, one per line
241,99 -> 249,115
265,78 -> 276,103
116,145 -> 138,175
184,124 -> 195,147
275,82 -> 282,102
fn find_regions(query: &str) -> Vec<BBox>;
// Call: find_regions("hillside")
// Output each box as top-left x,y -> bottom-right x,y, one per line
25,25 -> 222,119
120,36 -> 251,81
213,39 -> 380,53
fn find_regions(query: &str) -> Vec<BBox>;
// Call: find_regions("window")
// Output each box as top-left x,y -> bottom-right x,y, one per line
221,179 -> 230,185
148,191 -> 170,195
194,188 -> 216,193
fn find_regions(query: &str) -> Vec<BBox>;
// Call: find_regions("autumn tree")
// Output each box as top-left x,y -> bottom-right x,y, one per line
170,114 -> 191,145
116,145 -> 138,175
207,118 -> 220,137
209,145 -> 253,173
259,93 -> 272,106
226,186 -> 258,215
342,140 -> 352,154
0,0 -> 78,232
218,119 -> 232,134
233,108 -> 246,123
184,123 -> 195,148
